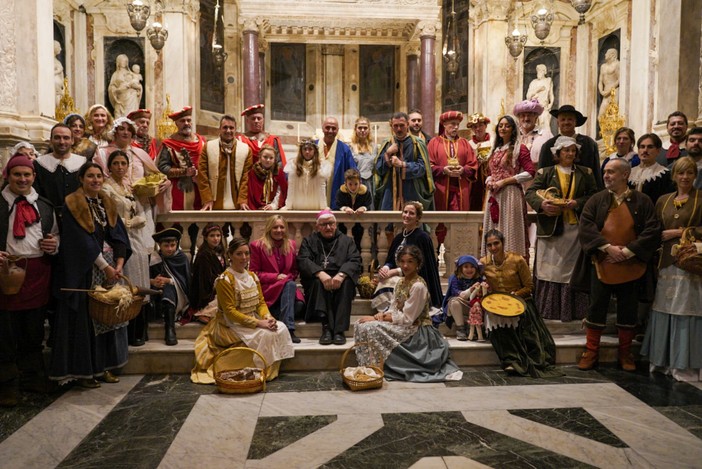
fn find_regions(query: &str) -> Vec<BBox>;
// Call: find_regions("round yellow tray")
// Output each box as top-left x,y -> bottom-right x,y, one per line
482,292 -> 526,317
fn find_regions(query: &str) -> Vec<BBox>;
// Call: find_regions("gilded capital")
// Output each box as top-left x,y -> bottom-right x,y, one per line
239,17 -> 261,33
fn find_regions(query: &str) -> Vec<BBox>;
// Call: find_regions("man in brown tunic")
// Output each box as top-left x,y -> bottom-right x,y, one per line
574,159 -> 661,371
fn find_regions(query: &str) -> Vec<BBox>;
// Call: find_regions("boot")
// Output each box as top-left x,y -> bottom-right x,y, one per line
456,325 -> 468,341
618,327 -> 636,372
164,305 -> 178,346
578,327 -> 603,370
319,323 -> 332,345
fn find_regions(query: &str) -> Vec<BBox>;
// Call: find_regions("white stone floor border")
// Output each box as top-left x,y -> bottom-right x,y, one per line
0,376 -> 141,469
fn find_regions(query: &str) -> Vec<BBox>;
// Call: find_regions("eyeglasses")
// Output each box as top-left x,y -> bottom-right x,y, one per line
318,221 -> 336,227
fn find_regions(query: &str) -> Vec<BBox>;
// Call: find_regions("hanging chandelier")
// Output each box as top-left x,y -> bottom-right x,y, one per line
530,1 -> 554,44
570,0 -> 593,25
212,0 -> 228,69
442,0 -> 460,76
127,0 -> 151,36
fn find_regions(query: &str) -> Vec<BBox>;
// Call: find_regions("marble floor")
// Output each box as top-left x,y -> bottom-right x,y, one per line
1,366 -> 702,469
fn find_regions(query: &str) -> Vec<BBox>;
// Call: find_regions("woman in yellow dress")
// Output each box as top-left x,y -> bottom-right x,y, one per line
191,237 -> 294,384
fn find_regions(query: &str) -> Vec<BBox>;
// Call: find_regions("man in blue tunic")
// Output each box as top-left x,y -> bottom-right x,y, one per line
375,112 -> 435,211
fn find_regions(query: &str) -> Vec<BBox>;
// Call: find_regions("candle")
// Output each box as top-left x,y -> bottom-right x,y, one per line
297,123 -> 300,142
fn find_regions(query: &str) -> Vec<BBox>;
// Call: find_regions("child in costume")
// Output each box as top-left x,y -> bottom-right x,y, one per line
150,227 -> 190,345
246,144 -> 288,210
441,255 -> 488,341
335,168 -> 373,251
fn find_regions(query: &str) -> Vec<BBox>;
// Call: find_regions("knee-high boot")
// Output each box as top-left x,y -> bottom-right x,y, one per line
164,305 -> 178,346
578,327 -> 602,370
618,327 -> 636,372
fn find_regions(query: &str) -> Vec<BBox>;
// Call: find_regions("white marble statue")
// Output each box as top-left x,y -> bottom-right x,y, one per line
108,54 -> 143,118
598,48 -> 620,118
525,63 -> 554,131
54,41 -> 65,107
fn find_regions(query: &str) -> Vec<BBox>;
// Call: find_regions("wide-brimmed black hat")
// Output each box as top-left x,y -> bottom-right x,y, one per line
550,105 -> 587,127
152,227 -> 182,243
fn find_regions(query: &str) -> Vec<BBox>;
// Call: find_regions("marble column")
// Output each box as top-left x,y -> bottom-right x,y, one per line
72,7 -> 89,112
258,38 -> 267,108
574,22 -> 591,135
418,22 -> 437,137
627,0 -> 654,136
322,44 -> 344,119
406,46 -> 420,112
0,0 -> 55,157
162,11 -> 199,112
654,1 -> 683,126
242,19 -> 260,109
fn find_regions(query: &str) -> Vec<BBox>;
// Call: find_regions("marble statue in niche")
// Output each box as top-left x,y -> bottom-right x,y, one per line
54,40 -> 65,107
108,54 -> 143,118
525,63 -> 554,131
598,48 -> 620,119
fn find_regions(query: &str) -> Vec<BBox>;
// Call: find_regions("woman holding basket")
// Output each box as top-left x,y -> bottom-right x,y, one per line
191,237 -> 294,384
49,162 -> 132,388
641,157 -> 702,381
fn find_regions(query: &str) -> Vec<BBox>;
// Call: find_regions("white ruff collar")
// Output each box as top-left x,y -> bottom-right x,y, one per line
629,163 -> 668,186
2,185 -> 39,205
35,153 -> 86,173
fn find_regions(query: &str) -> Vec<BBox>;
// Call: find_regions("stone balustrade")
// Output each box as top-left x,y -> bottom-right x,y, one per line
156,210 -> 491,276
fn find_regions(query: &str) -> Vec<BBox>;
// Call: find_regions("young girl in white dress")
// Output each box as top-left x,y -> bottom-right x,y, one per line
282,140 -> 331,210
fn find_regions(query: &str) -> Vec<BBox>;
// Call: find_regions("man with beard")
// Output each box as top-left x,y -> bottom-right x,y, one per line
514,98 -> 552,166
128,109 -> 160,160
297,210 -> 362,345
686,127 -> 702,189
375,112 -> 434,211
408,109 -> 432,144
538,105 -> 603,189
237,104 -> 286,167
573,159 -> 661,372
33,124 -> 87,219
428,111 -> 477,212
198,115 -> 252,211
656,111 -> 689,167
316,116 -> 357,209
157,106 -> 205,211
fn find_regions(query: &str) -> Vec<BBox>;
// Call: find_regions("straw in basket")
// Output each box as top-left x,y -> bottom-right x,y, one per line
340,342 -> 384,391
213,346 -> 268,394
87,275 -> 144,326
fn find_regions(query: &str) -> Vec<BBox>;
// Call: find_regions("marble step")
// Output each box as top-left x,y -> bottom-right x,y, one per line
147,316 -> 593,341
120,334 -> 635,375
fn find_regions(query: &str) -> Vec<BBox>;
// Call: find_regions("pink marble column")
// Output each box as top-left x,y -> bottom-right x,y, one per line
420,33 -> 436,137
242,28 -> 260,108
406,50 -> 420,112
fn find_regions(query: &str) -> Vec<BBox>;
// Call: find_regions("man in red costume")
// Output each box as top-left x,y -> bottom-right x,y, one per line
429,111 -> 478,211
157,106 -> 205,211
128,109 -> 160,160
429,111 -> 478,245
237,104 -> 286,167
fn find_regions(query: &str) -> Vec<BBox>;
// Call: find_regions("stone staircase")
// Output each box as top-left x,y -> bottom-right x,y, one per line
121,299 -> 631,375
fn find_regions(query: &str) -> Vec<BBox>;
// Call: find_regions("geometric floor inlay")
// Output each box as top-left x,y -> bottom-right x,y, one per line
320,412 -> 596,468
248,415 -> 338,459
508,407 -> 628,448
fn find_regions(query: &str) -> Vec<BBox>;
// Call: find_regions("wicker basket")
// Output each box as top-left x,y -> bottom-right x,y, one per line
340,342 -> 384,391
536,187 -> 568,206
674,227 -> 702,276
132,173 -> 167,198
356,260 -> 378,299
213,346 -> 268,394
0,255 -> 27,295
87,275 -> 144,326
